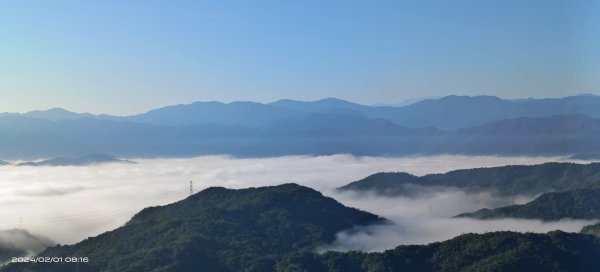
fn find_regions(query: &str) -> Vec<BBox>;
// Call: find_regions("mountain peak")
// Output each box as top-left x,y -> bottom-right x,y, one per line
23,108 -> 94,121
14,184 -> 383,271
315,97 -> 352,103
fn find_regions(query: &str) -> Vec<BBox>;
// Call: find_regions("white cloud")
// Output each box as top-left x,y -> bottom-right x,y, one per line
0,154 -> 581,245
323,190 -> 597,252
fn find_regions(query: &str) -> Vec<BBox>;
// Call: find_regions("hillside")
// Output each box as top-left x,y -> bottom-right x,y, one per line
0,229 -> 55,264
278,231 -> 600,272
456,188 -> 600,220
581,223 -> 600,238
6,184 -> 600,271
338,162 -> 600,196
3,184 -> 383,272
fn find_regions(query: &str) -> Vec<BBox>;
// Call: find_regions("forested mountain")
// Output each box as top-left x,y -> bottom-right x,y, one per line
3,184 -> 383,272
279,231 -> 600,272
456,188 -> 600,220
5,185 -> 600,271
338,162 -> 600,196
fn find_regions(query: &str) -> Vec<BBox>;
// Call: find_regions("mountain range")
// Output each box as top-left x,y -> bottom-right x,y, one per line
5,184 -> 600,272
6,94 -> 600,130
1,95 -> 600,160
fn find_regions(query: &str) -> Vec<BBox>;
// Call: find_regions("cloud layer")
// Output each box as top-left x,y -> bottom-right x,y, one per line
0,154 -> 588,246
324,190 -> 597,252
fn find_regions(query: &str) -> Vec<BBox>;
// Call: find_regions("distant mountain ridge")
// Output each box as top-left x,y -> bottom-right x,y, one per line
127,101 -> 302,127
23,108 -> 97,121
16,154 -> 134,167
0,113 -> 598,160
5,94 -> 600,130
127,94 -> 600,130
1,94 -> 600,160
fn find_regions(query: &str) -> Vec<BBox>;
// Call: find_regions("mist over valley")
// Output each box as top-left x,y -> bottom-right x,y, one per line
0,154 -> 593,247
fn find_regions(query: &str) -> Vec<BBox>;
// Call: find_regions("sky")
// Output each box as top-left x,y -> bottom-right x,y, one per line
0,0 -> 598,115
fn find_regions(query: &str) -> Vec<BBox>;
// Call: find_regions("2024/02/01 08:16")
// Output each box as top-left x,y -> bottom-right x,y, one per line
11,256 -> 89,263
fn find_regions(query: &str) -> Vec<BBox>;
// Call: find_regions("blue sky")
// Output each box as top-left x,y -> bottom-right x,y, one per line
0,0 -> 598,115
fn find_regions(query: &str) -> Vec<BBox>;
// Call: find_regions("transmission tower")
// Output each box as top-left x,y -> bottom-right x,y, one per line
189,180 -> 193,196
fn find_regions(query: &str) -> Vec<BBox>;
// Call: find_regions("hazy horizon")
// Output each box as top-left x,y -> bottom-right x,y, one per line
2,92 -> 599,116
1,0 -> 599,115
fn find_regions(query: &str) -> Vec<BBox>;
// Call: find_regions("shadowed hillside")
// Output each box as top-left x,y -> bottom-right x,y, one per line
457,188 -> 600,220
338,162 -> 600,196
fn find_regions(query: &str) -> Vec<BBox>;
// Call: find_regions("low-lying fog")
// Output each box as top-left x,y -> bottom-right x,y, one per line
0,154 -> 595,250
326,191 -> 597,252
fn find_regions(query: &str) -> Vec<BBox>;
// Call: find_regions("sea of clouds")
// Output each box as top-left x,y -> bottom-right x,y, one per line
0,154 -> 595,249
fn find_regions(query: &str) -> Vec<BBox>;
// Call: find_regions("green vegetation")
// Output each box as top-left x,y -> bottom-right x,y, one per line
457,188 -> 600,220
278,231 -> 600,272
7,184 -> 600,272
3,184 -> 383,272
338,162 -> 600,196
